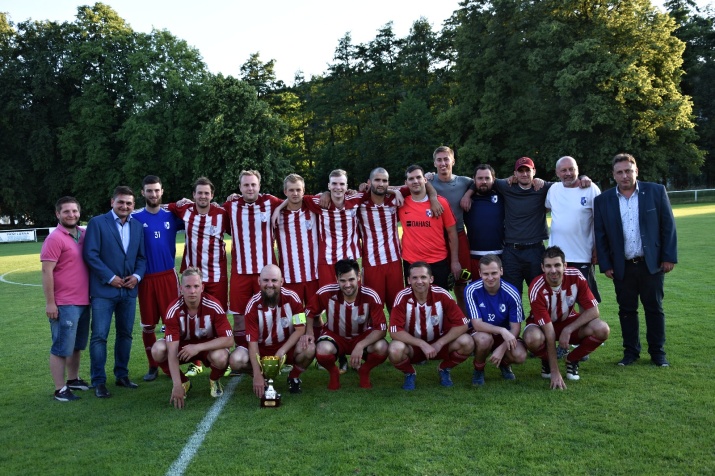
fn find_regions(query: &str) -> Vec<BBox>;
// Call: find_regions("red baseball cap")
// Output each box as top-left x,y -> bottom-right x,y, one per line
514,157 -> 535,171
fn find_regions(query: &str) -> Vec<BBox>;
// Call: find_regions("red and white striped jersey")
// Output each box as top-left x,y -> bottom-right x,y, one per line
224,194 -> 283,275
390,286 -> 468,343
164,294 -> 233,345
306,284 -> 386,338
276,205 -> 319,283
168,202 -> 227,283
358,194 -> 401,266
245,288 -> 306,346
304,194 -> 362,266
528,268 -> 597,326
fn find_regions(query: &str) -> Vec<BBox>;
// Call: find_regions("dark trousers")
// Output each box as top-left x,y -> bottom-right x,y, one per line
501,244 -> 545,296
403,259 -> 450,290
571,262 -> 601,303
613,261 -> 666,359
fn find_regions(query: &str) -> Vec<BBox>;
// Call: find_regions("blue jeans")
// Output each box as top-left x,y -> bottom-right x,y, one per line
90,296 -> 137,385
49,305 -> 90,357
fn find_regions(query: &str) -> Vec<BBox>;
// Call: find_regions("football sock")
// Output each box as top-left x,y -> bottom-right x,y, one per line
439,351 -> 469,370
288,365 -> 305,380
142,327 -> 158,368
394,358 -> 416,375
317,353 -> 340,390
568,336 -> 603,362
358,352 -> 387,388
533,344 -> 548,360
473,361 -> 486,371
209,364 -> 224,381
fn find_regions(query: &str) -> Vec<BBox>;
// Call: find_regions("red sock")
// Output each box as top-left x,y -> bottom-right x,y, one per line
288,365 -> 305,380
317,353 -> 340,390
209,365 -> 225,381
393,358 -> 415,375
142,330 -> 158,367
533,344 -> 548,360
473,360 -> 486,371
358,352 -> 387,388
439,351 -> 469,370
158,361 -> 171,376
568,336 -> 603,362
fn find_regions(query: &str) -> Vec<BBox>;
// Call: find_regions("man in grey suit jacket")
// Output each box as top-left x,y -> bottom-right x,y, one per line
83,186 -> 146,397
594,153 -> 677,367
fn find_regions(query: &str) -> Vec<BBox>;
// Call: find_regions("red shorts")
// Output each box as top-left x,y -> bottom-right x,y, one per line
527,314 -> 583,345
317,328 -> 375,356
178,347 -> 229,366
446,231 -> 471,285
363,260 -> 403,311
408,341 -> 451,363
317,263 -> 337,288
138,269 -> 180,327
284,280 -> 320,305
229,273 -> 260,315
203,279 -> 228,312
258,343 -> 298,366
469,258 -> 482,282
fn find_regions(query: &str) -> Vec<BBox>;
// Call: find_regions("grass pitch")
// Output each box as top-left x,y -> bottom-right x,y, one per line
1,204 -> 713,475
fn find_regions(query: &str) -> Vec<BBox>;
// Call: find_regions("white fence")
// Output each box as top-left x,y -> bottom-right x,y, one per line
667,188 -> 715,203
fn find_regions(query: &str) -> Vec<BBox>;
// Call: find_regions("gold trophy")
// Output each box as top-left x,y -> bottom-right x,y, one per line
257,354 -> 286,408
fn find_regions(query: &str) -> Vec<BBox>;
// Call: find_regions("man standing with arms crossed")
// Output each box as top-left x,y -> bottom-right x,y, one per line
83,186 -> 146,398
41,197 -> 91,401
133,175 -> 184,382
305,259 -> 388,390
546,156 -> 601,301
594,153 -> 677,367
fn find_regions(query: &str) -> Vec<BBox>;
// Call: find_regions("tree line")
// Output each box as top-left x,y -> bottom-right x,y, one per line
1,0 -> 712,225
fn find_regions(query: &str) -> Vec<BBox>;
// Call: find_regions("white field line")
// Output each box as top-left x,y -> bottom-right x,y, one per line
0,268 -> 41,286
166,375 -> 243,476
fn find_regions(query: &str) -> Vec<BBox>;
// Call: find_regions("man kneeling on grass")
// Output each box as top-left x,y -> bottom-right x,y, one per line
388,262 -> 473,390
523,246 -> 610,389
151,267 -> 233,409
464,254 -> 527,386
304,259 -> 388,390
228,264 -> 316,397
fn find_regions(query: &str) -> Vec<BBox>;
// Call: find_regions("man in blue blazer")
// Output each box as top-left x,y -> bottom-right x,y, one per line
83,186 -> 146,397
594,153 -> 677,367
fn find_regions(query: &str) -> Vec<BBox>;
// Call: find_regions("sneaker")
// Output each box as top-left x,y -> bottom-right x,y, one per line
66,378 -> 90,391
288,377 -> 302,394
499,364 -> 516,380
182,380 -> 192,397
438,368 -> 454,387
472,369 -> 485,386
580,355 -> 590,362
185,363 -> 203,377
556,346 -> 569,360
651,358 -> 670,367
143,367 -> 159,382
338,356 -> 348,375
541,360 -> 551,379
209,379 -> 223,398
402,373 -> 416,391
566,360 -> 580,380
54,386 -> 80,402
618,355 -> 639,366
314,360 -> 326,371
160,325 -> 166,333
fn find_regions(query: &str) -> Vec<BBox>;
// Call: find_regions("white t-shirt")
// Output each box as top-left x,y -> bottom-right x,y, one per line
545,183 -> 601,263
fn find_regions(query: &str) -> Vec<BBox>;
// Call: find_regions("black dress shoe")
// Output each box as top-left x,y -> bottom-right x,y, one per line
94,383 -> 111,398
617,355 -> 639,366
115,377 -> 139,389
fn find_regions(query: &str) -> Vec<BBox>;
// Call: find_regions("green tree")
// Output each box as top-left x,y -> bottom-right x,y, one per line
451,0 -> 704,183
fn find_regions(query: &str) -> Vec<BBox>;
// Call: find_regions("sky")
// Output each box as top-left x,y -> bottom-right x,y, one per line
2,0 -> 712,85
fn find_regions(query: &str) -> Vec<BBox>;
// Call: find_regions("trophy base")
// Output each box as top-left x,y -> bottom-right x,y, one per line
260,394 -> 282,408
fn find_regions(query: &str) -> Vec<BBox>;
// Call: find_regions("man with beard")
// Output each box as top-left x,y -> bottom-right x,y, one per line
132,175 -> 184,382
228,265 -> 316,396
152,267 -> 233,408
305,259 -> 388,390
357,167 -> 403,311
388,262 -> 473,390
523,246 -> 610,389
41,196 -> 91,401
168,177 -> 229,378
463,164 -> 505,278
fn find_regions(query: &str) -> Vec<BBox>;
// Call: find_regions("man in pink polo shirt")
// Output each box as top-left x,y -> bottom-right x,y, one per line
41,197 -> 91,402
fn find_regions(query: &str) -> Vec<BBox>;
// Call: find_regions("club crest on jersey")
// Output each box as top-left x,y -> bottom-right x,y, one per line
260,212 -> 268,222
197,325 -> 209,338
348,209 -> 356,218
208,225 -> 217,235
305,220 -> 313,230
280,316 -> 291,328
580,197 -> 587,206
164,222 -> 171,229
500,303 -> 506,313
491,195 -> 498,204
426,209 -> 433,218
387,207 -> 395,215
430,313 -> 440,326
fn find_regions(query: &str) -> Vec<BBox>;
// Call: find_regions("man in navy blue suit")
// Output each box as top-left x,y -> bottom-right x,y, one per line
84,186 -> 146,398
594,153 -> 677,367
